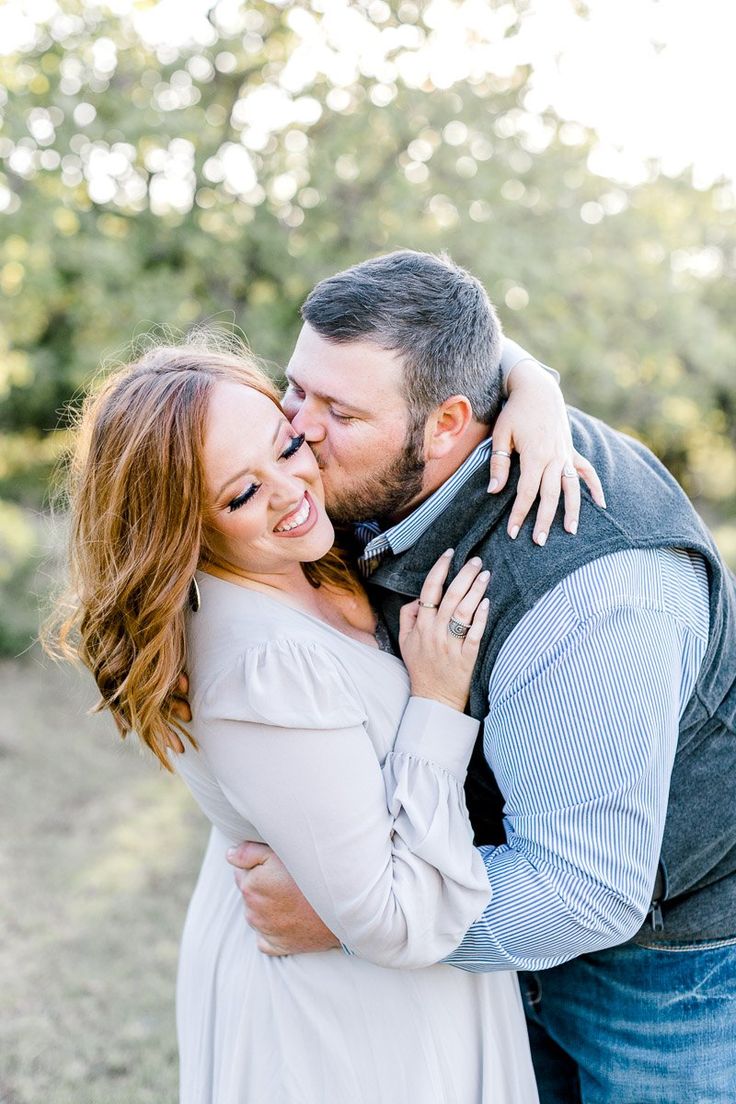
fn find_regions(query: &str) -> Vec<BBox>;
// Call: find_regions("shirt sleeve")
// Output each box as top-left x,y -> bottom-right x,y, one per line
500,336 -> 560,395
445,588 -> 706,972
199,640 -> 491,968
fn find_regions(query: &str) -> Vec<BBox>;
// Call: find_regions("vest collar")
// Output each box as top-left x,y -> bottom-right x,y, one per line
369,461 -> 519,596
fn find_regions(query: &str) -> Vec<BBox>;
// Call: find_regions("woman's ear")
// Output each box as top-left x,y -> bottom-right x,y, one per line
424,395 -> 474,460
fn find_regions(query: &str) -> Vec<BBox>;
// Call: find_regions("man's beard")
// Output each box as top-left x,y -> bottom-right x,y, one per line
317,431 -> 426,527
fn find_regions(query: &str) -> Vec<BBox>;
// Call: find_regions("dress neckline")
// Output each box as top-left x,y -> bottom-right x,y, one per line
196,570 -> 404,668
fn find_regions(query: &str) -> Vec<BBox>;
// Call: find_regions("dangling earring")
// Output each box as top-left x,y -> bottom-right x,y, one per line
188,576 -> 201,613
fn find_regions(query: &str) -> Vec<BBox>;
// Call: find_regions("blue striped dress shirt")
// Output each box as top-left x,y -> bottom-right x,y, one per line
359,440 -> 710,971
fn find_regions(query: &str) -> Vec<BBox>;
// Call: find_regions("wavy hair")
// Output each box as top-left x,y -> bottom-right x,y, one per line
46,337 -> 360,769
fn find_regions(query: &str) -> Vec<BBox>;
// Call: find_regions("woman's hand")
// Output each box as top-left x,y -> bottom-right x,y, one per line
490,358 -> 606,545
398,549 -> 490,713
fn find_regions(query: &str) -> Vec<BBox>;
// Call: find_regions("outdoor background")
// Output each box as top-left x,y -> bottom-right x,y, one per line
1,1 -> 735,1101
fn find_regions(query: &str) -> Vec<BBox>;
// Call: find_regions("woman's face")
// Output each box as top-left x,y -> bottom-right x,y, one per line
202,381 -> 334,577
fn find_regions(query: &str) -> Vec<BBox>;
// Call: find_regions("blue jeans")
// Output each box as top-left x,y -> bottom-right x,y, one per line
520,939 -> 736,1103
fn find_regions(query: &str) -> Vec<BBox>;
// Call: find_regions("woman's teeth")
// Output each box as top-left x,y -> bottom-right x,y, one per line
275,496 -> 311,533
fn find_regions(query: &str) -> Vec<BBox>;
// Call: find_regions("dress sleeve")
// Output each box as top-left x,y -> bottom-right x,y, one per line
199,639 -> 491,968
500,336 -> 561,394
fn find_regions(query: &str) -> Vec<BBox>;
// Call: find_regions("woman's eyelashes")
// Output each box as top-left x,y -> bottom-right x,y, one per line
228,483 -> 260,512
226,434 -> 306,512
281,432 -> 305,458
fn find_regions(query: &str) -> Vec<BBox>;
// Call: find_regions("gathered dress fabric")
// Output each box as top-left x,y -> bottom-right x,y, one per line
173,571 -> 538,1104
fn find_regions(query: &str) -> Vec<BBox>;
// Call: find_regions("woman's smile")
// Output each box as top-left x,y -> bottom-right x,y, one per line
203,383 -> 334,576
273,491 -> 318,537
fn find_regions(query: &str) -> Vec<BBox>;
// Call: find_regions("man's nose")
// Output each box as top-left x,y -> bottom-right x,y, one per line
290,401 -> 326,443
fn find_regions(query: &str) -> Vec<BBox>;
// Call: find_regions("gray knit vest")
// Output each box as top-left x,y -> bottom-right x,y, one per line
368,408 -> 736,945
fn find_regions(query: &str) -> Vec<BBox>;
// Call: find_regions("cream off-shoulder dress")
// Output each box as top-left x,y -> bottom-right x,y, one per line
172,570 -> 538,1104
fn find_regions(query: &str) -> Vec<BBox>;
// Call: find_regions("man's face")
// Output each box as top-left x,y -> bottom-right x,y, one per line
283,323 -> 426,524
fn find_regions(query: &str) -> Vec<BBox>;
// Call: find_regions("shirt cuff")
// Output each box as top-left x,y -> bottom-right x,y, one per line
393,696 -> 480,781
500,337 -> 560,396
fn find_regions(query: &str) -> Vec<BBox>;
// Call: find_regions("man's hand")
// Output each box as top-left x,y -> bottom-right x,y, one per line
227,841 -> 340,956
169,673 -> 192,725
490,358 -> 605,546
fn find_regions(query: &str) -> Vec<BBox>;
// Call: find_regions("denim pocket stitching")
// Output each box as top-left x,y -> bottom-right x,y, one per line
638,935 -> 736,952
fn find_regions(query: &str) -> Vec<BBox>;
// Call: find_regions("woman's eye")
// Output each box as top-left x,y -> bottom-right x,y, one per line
281,433 -> 305,459
226,434 -> 303,512
330,410 -> 353,424
228,483 -> 260,512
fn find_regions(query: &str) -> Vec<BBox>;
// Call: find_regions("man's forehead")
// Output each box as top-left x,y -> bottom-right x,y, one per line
287,324 -> 404,400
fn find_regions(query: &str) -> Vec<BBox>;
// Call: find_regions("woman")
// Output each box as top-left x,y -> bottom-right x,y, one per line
54,339 -> 539,1102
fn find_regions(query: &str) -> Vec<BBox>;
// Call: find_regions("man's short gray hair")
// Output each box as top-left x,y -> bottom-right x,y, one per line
301,250 -> 504,430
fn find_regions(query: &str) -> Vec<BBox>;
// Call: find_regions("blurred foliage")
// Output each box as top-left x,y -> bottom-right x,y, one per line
0,499 -> 42,653
0,0 -> 735,653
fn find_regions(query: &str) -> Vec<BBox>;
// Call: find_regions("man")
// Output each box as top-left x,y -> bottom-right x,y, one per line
212,251 -> 735,1102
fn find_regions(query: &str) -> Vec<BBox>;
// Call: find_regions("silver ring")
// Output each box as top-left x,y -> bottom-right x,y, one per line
418,601 -> 439,609
491,449 -> 512,459
448,617 -> 471,639
562,466 -> 577,479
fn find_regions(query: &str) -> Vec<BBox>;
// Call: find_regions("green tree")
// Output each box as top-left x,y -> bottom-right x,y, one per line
1,0 -> 735,650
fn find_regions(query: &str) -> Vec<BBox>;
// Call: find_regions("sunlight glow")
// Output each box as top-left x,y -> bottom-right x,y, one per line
1,0 -> 734,189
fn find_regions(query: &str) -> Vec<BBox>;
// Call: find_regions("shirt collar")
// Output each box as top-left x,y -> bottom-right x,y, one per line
359,437 -> 493,560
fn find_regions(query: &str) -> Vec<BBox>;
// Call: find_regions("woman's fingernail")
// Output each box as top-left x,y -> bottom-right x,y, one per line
600,498 -> 607,509
536,531 -> 548,547
444,548 -> 454,556
488,478 -> 499,493
509,525 -> 519,540
227,848 -> 236,860
568,521 -> 578,535
479,570 -> 490,580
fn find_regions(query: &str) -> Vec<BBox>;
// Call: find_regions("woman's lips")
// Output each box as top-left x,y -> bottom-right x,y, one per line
273,490 -> 319,538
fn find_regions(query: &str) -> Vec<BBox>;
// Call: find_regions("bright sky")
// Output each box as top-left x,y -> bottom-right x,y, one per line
519,0 -> 736,188
2,0 -> 735,187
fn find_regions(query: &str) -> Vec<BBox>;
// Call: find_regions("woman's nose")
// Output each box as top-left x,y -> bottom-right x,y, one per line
269,470 -> 308,512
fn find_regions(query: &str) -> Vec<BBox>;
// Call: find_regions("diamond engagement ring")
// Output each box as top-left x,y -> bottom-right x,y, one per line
562,466 -> 577,478
448,617 -> 471,639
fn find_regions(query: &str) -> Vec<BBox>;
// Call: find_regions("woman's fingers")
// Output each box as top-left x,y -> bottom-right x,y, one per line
398,599 -> 420,648
574,450 -> 606,508
437,557 -> 484,624
462,596 -> 490,654
403,554 -> 491,713
529,463 -> 565,546
488,442 -> 513,493
450,569 -> 490,628
416,548 -> 454,613
415,554 -> 490,633
561,462 -> 582,536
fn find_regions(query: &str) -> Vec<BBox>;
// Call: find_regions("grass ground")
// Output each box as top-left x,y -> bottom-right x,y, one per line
0,653 -> 209,1104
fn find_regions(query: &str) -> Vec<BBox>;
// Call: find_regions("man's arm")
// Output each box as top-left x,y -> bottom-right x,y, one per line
495,338 -> 605,545
229,552 -> 707,967
227,579 -> 682,960
445,548 -> 708,971
227,841 -> 338,956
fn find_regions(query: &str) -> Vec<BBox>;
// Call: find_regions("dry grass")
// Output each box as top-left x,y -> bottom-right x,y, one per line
0,653 -> 208,1104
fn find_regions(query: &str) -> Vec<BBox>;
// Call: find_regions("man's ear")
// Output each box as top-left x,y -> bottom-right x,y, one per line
424,395 -> 474,460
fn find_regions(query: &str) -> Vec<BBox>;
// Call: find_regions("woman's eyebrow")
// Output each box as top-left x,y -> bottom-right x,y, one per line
216,421 -> 282,498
